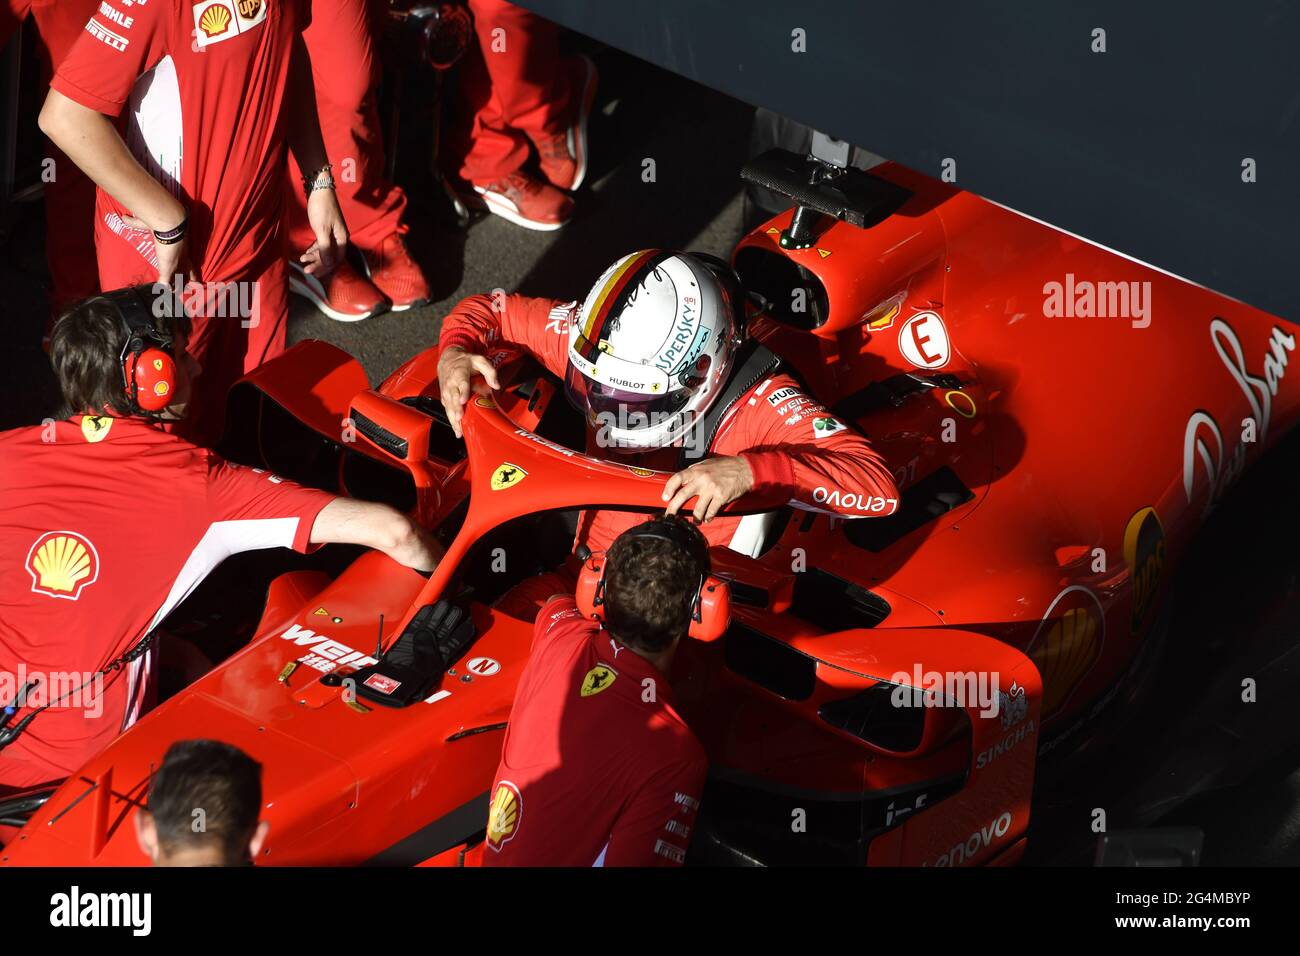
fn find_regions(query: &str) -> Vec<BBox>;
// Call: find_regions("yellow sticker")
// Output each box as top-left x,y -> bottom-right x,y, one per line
473,395 -> 496,408
580,665 -> 618,698
313,607 -> 329,616
490,463 -> 528,491
817,248 -> 831,258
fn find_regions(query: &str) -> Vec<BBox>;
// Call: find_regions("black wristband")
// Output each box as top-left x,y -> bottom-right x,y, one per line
153,216 -> 187,245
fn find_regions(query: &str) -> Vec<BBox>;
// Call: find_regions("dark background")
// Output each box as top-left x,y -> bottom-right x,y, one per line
518,0 -> 1299,323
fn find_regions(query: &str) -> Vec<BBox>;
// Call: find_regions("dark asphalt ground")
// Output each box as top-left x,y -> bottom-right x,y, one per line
2,43 -> 1298,867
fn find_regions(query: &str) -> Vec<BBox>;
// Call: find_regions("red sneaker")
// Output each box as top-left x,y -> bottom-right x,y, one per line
362,232 -> 432,312
473,170 -> 574,231
536,54 -> 598,191
289,258 -> 389,322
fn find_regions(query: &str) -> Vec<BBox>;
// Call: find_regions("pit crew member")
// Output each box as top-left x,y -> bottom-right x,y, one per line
38,0 -> 348,446
455,0 -> 597,230
436,249 -> 899,615
134,739 -> 267,866
0,287 -> 439,793
287,0 -> 431,320
2,0 -> 101,325
484,517 -> 708,867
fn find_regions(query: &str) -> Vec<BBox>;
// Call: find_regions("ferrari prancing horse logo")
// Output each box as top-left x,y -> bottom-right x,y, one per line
580,665 -> 618,697
490,463 -> 527,491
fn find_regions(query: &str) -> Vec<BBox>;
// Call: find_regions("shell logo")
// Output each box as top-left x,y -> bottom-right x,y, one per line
473,396 -> 496,408
153,381 -> 170,398
26,531 -> 100,601
486,781 -> 522,851
627,466 -> 655,478
1027,585 -> 1105,717
199,3 -> 231,37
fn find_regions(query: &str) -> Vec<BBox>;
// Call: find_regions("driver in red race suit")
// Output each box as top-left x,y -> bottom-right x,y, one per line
436,249 -> 900,618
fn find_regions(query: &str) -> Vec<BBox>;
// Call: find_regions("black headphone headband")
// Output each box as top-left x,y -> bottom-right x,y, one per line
105,284 -> 177,350
619,517 -> 711,576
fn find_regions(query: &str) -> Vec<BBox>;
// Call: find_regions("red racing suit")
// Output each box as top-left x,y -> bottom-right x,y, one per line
439,293 -> 900,583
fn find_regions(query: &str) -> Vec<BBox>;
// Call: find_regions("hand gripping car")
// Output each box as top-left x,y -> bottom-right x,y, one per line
4,148 -> 1298,867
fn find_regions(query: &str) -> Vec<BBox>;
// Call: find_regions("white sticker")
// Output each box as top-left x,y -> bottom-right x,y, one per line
467,657 -> 501,677
898,311 -> 951,369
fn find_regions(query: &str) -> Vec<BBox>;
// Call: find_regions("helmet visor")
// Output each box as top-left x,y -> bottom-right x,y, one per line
565,363 -> 694,432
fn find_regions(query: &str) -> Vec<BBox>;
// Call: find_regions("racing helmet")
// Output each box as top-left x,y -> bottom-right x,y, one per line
565,250 -> 743,449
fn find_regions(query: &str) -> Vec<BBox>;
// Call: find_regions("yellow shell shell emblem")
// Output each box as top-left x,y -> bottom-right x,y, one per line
26,531 -> 99,600
486,782 -> 522,851
490,463 -> 527,491
1029,586 -> 1104,717
199,3 -> 231,37
628,466 -> 655,478
580,665 -> 618,698
473,395 -> 496,408
80,415 -> 113,443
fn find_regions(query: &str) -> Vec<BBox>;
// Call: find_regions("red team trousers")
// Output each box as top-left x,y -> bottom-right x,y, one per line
458,0 -> 578,185
286,0 -> 407,254
4,0 -> 99,313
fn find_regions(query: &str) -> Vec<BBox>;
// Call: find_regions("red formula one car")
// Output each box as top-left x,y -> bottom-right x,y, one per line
3,150 -> 1296,867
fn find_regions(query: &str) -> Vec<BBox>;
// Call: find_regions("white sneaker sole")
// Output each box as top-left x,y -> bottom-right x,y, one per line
288,263 -> 387,323
474,189 -> 569,231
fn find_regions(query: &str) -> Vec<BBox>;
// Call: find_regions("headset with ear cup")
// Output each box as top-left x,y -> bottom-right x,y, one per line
110,285 -> 179,414
575,520 -> 733,643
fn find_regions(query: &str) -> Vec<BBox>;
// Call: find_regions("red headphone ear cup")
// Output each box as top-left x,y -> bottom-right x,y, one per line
575,554 -> 607,621
130,348 -> 177,412
689,575 -> 731,642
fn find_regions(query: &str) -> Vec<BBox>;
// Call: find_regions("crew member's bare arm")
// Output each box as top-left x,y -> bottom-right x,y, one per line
283,34 -> 347,276
38,89 -> 190,283
310,499 -> 442,572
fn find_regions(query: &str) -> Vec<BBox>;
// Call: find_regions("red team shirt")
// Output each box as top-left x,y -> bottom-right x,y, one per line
50,0 -> 306,287
439,293 -> 901,556
0,415 -> 334,789
484,597 -> 707,866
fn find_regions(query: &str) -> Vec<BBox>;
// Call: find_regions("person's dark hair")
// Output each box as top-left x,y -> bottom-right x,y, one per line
48,286 -> 188,417
604,515 -> 709,653
147,739 -> 263,864
48,295 -> 136,416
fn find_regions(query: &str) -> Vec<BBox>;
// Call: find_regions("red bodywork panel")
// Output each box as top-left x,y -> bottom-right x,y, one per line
5,161 -> 1295,867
